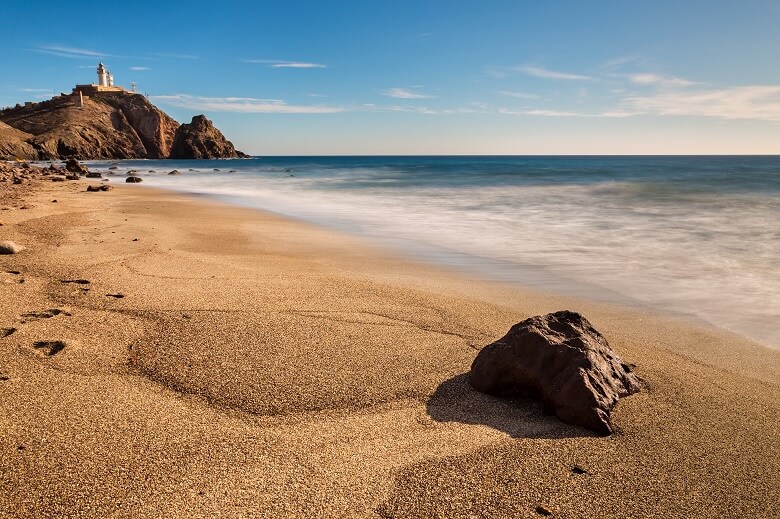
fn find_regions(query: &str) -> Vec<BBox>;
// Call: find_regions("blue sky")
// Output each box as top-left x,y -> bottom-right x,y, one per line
2,1 -> 780,155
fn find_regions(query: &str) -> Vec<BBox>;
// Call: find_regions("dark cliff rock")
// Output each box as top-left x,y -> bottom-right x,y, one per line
0,93 -> 244,160
169,115 -> 247,159
469,310 -> 641,435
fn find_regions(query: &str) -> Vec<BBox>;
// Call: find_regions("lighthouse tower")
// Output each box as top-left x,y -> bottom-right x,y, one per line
97,62 -> 109,87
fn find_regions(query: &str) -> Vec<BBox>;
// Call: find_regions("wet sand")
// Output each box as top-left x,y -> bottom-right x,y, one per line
1,172 -> 778,518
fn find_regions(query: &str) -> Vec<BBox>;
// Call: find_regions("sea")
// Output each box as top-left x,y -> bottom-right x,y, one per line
81,155 -> 780,349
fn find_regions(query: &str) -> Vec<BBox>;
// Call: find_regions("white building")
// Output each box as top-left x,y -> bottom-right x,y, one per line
96,62 -> 114,87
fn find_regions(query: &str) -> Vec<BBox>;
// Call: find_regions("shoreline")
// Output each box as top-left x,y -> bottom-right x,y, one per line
72,155 -> 780,350
1,169 -> 778,517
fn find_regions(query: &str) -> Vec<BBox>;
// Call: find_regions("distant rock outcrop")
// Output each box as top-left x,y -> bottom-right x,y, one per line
469,310 -> 641,435
169,115 -> 247,159
0,93 -> 244,160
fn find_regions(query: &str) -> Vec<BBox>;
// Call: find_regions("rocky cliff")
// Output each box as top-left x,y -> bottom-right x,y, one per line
0,92 -> 245,160
170,115 -> 247,159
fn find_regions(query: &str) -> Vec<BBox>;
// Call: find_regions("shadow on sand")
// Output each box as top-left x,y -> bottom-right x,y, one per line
426,373 -> 592,439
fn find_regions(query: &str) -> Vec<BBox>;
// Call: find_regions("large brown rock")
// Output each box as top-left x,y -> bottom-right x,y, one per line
469,310 -> 640,435
169,115 -> 247,159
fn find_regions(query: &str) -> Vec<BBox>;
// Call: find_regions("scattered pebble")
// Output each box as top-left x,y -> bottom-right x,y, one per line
0,241 -> 24,254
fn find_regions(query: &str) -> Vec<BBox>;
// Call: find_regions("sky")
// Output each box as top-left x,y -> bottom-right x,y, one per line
2,0 -> 780,155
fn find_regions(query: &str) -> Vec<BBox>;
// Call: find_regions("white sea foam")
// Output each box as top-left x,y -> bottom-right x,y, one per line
89,159 -> 780,348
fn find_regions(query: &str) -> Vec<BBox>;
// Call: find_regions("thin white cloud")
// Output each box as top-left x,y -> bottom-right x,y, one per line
364,104 -> 477,115
626,85 -> 780,122
307,93 -> 326,98
273,62 -> 326,69
243,59 -> 326,68
517,65 -> 592,81
381,87 -> 435,99
129,66 -> 150,71
498,90 -> 540,100
599,55 -> 642,70
34,45 -> 107,59
499,108 -> 580,117
629,73 -> 698,87
151,94 -> 345,114
19,88 -> 54,92
498,107 -> 641,118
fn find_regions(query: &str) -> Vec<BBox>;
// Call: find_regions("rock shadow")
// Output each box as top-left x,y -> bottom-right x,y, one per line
426,373 -> 592,439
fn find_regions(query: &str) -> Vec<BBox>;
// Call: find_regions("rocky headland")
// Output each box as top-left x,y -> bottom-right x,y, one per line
0,92 -> 246,160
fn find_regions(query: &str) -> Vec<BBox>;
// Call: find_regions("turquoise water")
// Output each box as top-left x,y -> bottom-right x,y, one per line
83,156 -> 780,348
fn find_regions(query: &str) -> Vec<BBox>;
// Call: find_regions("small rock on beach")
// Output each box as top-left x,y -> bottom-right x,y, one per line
0,241 -> 24,254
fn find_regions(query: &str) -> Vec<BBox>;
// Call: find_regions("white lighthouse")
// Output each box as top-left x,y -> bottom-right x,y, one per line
97,62 -> 109,87
72,62 -> 125,96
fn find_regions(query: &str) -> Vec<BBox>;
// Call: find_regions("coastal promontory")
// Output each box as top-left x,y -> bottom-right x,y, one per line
0,72 -> 245,160
169,115 -> 246,159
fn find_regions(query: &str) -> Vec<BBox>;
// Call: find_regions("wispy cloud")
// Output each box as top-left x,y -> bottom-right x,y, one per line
599,55 -> 642,71
363,104 -> 479,115
273,62 -> 326,69
628,73 -> 698,87
381,87 -> 435,99
33,45 -> 107,59
151,94 -> 345,114
517,65 -> 592,81
243,59 -> 326,68
499,107 -> 580,117
18,88 -> 54,93
626,85 -> 780,122
129,66 -> 150,71
498,107 -> 641,118
498,90 -> 541,100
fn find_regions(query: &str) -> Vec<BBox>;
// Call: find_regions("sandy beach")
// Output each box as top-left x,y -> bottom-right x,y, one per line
1,171 -> 778,518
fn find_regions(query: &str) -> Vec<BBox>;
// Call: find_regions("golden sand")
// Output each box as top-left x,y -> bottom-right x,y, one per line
0,174 -> 778,517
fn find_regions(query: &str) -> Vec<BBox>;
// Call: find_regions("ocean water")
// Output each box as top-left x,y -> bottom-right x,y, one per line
83,156 -> 780,349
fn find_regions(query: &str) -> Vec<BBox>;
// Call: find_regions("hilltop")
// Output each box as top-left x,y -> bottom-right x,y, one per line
0,91 -> 246,160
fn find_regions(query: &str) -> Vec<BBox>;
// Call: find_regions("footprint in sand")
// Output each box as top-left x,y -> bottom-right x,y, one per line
20,309 -> 71,322
32,340 -> 67,356
106,293 -> 125,299
1,327 -> 17,338
60,279 -> 90,285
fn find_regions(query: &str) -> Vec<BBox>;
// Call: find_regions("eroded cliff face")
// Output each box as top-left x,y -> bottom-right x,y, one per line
102,93 -> 179,158
0,93 -> 244,160
170,115 -> 247,159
